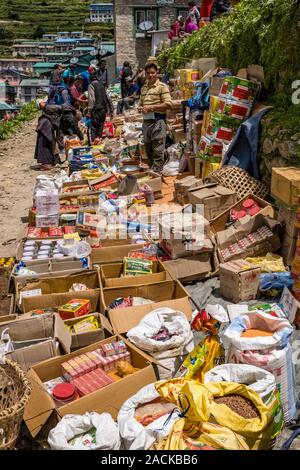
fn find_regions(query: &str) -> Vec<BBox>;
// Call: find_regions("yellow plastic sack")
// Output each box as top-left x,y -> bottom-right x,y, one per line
156,379 -> 272,450
152,418 -> 249,451
246,253 -> 286,273
176,336 -> 225,383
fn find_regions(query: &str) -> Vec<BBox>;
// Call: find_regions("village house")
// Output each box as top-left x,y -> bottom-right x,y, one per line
114,0 -> 189,68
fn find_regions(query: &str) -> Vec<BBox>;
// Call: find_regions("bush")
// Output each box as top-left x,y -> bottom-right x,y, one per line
0,102 -> 39,140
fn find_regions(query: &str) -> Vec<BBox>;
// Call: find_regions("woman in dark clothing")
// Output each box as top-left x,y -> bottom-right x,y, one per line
34,104 -> 61,170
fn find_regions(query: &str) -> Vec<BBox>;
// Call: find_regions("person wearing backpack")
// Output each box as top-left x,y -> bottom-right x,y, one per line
87,73 -> 114,144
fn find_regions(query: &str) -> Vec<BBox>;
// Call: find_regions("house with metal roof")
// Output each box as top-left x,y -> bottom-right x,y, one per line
19,78 -> 49,103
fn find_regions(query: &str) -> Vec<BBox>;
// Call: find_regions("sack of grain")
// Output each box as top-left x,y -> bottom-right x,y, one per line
223,312 -> 297,423
205,364 -> 284,442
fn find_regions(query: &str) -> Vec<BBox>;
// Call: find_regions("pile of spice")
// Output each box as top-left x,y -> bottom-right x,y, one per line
214,394 -> 260,419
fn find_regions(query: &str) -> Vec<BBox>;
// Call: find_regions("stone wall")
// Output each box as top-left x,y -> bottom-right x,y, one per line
114,0 -> 188,69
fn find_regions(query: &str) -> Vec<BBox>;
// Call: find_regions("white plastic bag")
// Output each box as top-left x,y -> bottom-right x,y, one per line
56,240 -> 91,259
118,383 -> 179,450
162,145 -> 182,177
127,308 -> 194,379
48,412 -> 121,450
223,312 -> 297,423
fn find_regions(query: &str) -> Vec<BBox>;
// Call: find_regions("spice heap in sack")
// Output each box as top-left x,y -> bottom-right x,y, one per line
223,311 -> 297,423
152,378 -> 275,450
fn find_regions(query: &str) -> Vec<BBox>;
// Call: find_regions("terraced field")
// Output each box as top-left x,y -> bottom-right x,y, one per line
0,0 -> 114,55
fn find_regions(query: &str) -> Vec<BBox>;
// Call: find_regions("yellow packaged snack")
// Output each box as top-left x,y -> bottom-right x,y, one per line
246,253 -> 286,273
175,336 -> 225,383
68,316 -> 100,334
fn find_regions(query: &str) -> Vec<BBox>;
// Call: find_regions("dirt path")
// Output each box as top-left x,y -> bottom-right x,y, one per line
0,118 -> 38,257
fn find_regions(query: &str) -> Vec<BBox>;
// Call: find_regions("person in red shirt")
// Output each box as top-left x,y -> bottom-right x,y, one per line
69,75 -> 87,106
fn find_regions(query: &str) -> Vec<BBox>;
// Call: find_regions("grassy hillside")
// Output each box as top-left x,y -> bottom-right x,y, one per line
0,0 -> 114,55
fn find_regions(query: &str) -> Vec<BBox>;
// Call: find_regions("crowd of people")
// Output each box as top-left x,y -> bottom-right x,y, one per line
168,0 -> 231,40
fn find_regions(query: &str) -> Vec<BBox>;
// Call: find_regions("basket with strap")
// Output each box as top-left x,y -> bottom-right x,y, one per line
205,166 -> 269,200
0,358 -> 31,450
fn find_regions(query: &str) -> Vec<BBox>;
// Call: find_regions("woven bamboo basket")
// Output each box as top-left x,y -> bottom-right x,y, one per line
0,359 -> 31,450
205,166 -> 269,200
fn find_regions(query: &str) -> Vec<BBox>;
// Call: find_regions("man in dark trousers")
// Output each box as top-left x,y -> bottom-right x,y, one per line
87,73 -> 114,144
119,61 -> 133,98
97,59 -> 109,89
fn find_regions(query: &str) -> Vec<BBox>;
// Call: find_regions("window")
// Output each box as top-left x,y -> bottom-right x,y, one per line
134,8 -> 158,32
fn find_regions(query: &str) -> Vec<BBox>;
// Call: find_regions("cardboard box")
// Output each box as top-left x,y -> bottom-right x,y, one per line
0,313 -> 18,325
277,205 -> 298,238
219,259 -> 261,303
24,336 -> 158,437
281,232 -> 297,266
91,243 -> 145,266
174,177 -> 203,205
134,171 -> 162,195
188,183 -> 237,221
210,194 -> 275,234
0,313 -> 71,370
21,290 -> 99,314
271,167 -> 300,209
163,251 -> 219,283
159,212 -> 212,260
217,214 -> 281,263
65,313 -> 113,350
12,259 -> 90,287
103,280 -> 192,334
6,340 -> 59,371
99,261 -> 171,288
0,294 -> 14,316
16,270 -> 100,306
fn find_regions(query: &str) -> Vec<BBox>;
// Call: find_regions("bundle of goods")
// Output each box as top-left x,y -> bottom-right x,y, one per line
27,226 -> 76,239
43,340 -> 134,404
20,239 -> 69,262
197,76 -> 258,178
123,258 -> 153,277
48,412 -> 121,450
153,378 -> 275,450
126,308 -> 194,379
108,297 -> 153,310
34,189 -> 60,229
223,311 -> 297,423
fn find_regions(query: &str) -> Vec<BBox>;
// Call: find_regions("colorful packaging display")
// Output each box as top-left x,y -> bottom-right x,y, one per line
58,299 -> 91,320
216,98 -> 252,120
219,76 -> 259,104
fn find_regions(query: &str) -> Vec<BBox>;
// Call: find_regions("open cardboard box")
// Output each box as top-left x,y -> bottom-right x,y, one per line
0,313 -> 19,326
99,260 -> 172,288
216,214 -> 281,263
12,259 -> 90,287
16,270 -> 100,309
0,294 -> 14,316
163,249 -> 219,284
91,243 -> 145,266
64,313 -> 113,350
1,313 -> 71,371
103,280 -> 192,334
210,194 -> 275,234
24,336 -> 158,438
21,290 -> 100,314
